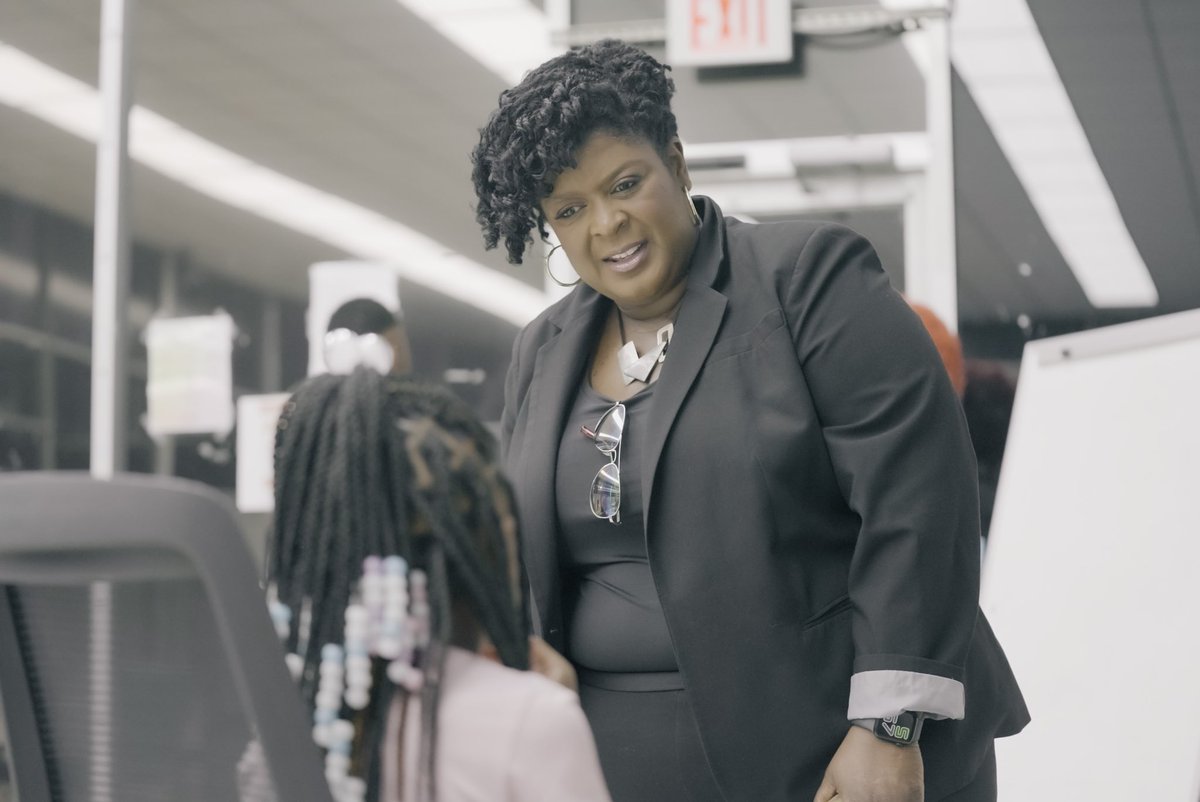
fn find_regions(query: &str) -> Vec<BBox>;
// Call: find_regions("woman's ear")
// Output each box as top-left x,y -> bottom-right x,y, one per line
667,137 -> 692,191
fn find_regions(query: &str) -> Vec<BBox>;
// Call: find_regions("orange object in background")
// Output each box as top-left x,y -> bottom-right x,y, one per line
907,301 -> 966,397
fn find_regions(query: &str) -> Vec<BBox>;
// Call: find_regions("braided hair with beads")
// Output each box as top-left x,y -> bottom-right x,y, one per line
268,370 -> 530,802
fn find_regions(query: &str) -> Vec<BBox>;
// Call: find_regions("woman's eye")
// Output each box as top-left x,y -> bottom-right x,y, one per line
614,177 -> 640,194
555,205 -> 580,220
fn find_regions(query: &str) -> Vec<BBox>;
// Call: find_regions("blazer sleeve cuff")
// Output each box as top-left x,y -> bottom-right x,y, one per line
847,669 -> 965,721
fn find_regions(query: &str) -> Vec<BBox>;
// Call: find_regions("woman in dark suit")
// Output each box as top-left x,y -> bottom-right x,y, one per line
470,40 -> 1028,802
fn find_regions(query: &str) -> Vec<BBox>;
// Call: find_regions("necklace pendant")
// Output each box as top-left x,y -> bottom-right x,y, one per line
618,340 -> 665,385
656,323 -> 673,364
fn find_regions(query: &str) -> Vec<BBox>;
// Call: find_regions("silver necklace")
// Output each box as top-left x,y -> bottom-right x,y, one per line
616,312 -> 673,385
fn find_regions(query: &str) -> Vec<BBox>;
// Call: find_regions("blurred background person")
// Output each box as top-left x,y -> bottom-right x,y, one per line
472,40 -> 1027,802
326,298 -> 415,377
907,300 -> 967,398
906,298 -> 1016,542
961,361 -> 1018,542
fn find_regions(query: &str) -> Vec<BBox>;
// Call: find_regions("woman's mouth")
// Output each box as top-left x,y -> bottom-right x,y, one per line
602,240 -> 648,273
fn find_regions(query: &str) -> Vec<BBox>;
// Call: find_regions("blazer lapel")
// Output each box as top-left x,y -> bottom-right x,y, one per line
643,198 -> 729,533
517,289 -> 608,637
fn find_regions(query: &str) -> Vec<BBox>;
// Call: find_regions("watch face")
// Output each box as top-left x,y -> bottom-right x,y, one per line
875,712 -> 922,745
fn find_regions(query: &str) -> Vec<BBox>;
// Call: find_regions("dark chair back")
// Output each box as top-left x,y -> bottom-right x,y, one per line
0,473 -> 331,802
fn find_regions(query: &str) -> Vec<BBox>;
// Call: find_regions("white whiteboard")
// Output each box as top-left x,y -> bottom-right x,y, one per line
982,309 -> 1200,801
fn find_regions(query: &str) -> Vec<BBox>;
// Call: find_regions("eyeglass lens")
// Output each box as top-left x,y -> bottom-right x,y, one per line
590,461 -> 621,520
588,403 -> 625,522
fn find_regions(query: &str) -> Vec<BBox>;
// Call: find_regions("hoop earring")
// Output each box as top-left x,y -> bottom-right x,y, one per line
685,191 -> 701,227
545,243 -> 580,288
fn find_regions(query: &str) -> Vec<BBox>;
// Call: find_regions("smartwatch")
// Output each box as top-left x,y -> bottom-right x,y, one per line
852,711 -> 926,747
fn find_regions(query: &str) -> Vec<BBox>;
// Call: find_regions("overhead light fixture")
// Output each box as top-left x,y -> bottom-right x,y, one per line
0,42 -> 549,327
685,134 -> 925,177
949,0 -> 1158,307
685,134 -> 924,218
395,0 -> 562,86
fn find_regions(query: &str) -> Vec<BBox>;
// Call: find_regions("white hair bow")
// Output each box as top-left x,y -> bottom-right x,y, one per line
323,328 -> 395,375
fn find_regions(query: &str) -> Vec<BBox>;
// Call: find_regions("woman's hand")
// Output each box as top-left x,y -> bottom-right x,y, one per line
814,726 -> 923,802
529,636 -> 578,692
477,636 -> 578,691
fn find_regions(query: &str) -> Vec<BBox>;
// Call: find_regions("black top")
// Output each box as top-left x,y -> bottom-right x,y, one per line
554,382 -> 677,673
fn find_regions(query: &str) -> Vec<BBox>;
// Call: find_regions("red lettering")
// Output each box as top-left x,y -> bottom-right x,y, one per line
760,0 -> 767,44
692,0 -> 706,49
720,0 -> 732,40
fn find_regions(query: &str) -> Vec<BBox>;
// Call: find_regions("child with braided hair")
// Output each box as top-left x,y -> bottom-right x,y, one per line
265,369 -> 612,802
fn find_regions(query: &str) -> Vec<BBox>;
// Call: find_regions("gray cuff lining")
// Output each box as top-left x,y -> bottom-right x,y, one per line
847,669 -> 965,720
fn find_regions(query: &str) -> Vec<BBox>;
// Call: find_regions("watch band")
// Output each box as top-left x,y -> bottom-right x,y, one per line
850,712 -> 926,747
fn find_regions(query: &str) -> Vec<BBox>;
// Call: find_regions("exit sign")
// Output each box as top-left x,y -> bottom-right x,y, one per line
667,0 -> 794,67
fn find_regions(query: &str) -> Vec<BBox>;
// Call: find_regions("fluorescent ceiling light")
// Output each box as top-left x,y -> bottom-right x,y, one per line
948,0 -> 1158,307
0,43 -> 548,326
396,0 -> 562,86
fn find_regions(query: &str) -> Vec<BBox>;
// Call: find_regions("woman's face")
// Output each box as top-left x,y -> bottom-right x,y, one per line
540,132 -> 698,318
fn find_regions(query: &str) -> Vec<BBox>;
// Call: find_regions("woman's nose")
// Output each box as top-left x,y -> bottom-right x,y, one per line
591,200 -> 627,237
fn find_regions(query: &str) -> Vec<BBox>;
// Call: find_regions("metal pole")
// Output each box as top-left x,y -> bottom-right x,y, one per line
90,0 -> 135,480
910,9 -> 959,330
545,0 -> 571,32
154,252 -> 178,475
543,0 -> 573,304
261,296 -> 283,393
35,230 -> 57,470
90,1 -> 134,800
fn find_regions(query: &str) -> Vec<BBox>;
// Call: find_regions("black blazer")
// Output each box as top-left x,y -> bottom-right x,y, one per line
502,198 -> 1028,801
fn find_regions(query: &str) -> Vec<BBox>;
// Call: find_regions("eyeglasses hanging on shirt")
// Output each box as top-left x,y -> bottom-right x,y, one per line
581,402 -> 625,524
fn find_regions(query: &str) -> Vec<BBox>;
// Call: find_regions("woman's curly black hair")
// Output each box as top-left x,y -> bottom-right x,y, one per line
470,39 -> 679,264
